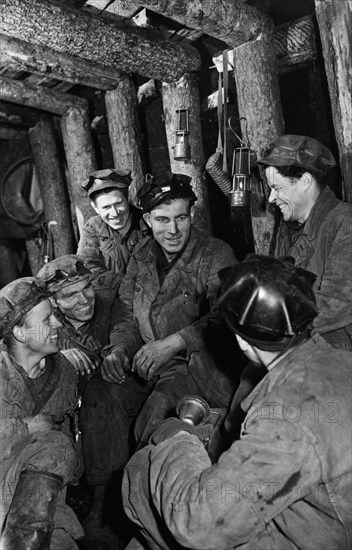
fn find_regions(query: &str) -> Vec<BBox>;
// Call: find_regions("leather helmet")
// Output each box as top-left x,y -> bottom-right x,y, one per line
217,255 -> 318,350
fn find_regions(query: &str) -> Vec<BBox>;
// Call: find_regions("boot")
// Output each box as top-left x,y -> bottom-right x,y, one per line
0,469 -> 63,550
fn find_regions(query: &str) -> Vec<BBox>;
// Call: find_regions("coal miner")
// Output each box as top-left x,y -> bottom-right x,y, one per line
78,169 -> 148,301
80,172 -> 238,533
123,256 -> 352,550
258,134 -> 352,350
36,254 -> 116,373
0,278 -> 84,550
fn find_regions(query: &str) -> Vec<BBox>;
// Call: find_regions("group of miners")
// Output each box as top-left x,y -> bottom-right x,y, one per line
0,134 -> 351,550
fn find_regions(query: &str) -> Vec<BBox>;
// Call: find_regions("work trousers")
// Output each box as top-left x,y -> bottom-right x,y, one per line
80,356 -> 235,487
0,430 -> 83,549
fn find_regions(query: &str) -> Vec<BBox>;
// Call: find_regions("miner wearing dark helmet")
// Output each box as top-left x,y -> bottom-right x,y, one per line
258,134 -> 352,351
79,171 -> 238,535
122,255 -> 352,550
77,169 -> 148,301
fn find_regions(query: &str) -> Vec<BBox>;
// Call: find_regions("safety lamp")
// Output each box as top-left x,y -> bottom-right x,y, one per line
174,108 -> 191,161
230,146 -> 252,207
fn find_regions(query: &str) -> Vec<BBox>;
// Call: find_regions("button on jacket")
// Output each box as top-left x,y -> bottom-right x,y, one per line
275,185 -> 352,348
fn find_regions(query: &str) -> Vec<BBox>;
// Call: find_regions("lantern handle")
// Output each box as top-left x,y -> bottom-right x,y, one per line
228,116 -> 250,148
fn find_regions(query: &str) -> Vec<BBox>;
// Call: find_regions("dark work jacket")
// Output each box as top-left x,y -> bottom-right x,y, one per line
107,227 -> 237,406
275,185 -> 352,349
77,205 -> 148,301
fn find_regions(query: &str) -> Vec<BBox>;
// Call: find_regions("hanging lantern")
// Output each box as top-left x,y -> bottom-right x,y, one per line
230,146 -> 252,207
174,108 -> 191,161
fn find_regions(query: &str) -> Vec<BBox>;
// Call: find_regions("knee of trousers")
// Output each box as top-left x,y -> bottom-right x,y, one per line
7,431 -> 79,487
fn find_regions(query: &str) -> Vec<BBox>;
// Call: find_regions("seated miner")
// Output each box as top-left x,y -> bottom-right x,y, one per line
258,134 -> 352,350
77,168 -> 148,301
0,277 -> 85,550
122,255 -> 352,550
36,254 -> 116,371
80,172 -> 238,533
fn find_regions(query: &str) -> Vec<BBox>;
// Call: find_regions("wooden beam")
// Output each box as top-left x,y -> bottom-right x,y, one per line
61,108 -> 97,229
29,119 -> 76,257
315,0 -> 352,203
0,76 -> 88,116
0,34 -> 122,90
233,30 -> 285,255
0,100 -> 46,127
137,0 -> 272,47
105,76 -> 145,205
0,0 -> 201,83
162,73 -> 212,234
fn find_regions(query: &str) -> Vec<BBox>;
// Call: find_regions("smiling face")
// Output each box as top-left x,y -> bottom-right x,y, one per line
92,189 -> 131,232
54,278 -> 95,323
20,299 -> 62,356
143,198 -> 192,260
265,166 -> 308,224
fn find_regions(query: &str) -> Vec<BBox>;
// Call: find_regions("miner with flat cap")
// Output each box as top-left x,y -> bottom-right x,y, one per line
0,277 -> 84,550
123,255 -> 352,550
80,171 -> 239,532
78,169 -> 148,301
258,134 -> 352,350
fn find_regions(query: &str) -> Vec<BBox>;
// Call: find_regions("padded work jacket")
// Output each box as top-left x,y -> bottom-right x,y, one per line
275,185 -> 352,348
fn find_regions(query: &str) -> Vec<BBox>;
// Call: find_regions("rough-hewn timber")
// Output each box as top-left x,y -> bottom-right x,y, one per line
105,76 -> 145,205
61,108 -> 97,232
233,31 -> 285,255
315,0 -> 352,203
0,0 -> 201,82
0,76 -> 88,116
28,119 -> 75,257
136,0 -> 272,47
0,34 -> 122,90
162,73 -> 212,235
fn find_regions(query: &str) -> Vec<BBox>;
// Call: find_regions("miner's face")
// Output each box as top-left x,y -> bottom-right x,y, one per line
266,166 -> 308,224
17,299 -> 62,356
55,278 -> 95,323
92,189 -> 131,231
143,198 -> 192,260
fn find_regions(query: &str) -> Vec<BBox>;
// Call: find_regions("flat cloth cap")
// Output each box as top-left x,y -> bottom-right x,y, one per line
257,134 -> 336,175
36,254 -> 92,293
0,277 -> 49,338
82,169 -> 132,198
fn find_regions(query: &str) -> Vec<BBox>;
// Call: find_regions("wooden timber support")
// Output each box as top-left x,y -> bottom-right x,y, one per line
162,73 -> 212,235
0,34 -> 122,91
0,0 -> 201,82
29,119 -> 75,258
105,75 -> 145,205
233,30 -> 285,255
136,0 -> 272,47
315,0 -> 352,203
0,76 -> 88,116
61,108 -> 97,231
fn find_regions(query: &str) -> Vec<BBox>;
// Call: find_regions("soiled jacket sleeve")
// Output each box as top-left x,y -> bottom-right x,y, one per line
103,253 -> 144,358
143,420 -> 320,549
312,217 -> 352,334
176,241 -> 236,354
77,220 -> 122,298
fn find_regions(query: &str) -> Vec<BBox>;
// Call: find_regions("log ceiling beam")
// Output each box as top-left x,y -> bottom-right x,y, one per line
0,34 -> 122,90
0,100 -> 49,127
138,0 -> 273,47
0,76 -> 88,116
0,0 -> 201,82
